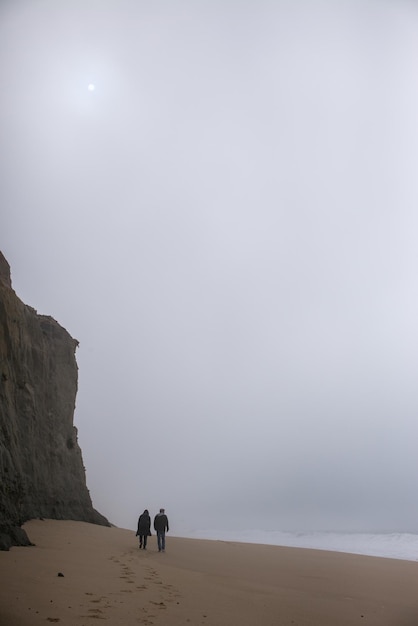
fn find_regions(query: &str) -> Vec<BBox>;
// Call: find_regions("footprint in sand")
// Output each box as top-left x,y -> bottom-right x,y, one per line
139,606 -> 156,624
80,608 -> 106,620
150,601 -> 167,610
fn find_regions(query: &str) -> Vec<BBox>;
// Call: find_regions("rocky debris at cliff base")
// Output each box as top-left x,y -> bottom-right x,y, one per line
0,525 -> 33,550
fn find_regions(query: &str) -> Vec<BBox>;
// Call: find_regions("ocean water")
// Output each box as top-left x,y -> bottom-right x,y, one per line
179,529 -> 418,562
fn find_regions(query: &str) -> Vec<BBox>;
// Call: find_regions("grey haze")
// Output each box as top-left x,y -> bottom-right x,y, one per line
1,0 -> 418,534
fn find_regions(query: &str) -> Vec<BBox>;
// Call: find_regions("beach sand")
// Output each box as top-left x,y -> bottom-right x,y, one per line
1,519 -> 418,626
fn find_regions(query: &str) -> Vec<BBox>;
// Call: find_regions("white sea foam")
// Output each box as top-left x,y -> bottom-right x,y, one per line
178,529 -> 418,562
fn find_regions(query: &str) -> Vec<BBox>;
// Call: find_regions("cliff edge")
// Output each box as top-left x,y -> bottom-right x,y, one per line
0,251 -> 109,550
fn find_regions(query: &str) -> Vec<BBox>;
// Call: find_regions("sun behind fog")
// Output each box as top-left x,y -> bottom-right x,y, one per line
88,83 -> 95,92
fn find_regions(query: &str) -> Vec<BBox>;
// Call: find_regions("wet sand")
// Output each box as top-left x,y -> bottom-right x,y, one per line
1,519 -> 418,625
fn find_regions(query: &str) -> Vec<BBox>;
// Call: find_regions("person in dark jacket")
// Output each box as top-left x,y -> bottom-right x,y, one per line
153,508 -> 169,552
136,509 -> 151,549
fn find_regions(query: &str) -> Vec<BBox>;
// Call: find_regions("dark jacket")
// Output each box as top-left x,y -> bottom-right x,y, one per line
154,513 -> 169,533
137,511 -> 151,536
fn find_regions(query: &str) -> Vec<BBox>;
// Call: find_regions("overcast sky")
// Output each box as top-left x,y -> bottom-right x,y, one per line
2,0 -> 418,534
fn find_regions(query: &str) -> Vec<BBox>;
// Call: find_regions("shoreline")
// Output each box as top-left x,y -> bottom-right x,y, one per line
175,528 -> 418,562
1,519 -> 418,625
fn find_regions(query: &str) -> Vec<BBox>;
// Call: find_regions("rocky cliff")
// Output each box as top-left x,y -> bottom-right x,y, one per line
0,251 -> 109,549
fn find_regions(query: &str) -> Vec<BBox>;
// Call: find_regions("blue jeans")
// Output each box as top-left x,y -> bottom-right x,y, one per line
157,531 -> 166,551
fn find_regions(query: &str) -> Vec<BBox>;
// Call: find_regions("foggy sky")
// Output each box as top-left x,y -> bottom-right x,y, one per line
2,0 -> 418,534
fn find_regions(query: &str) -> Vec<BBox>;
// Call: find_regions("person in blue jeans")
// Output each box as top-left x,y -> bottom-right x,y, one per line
154,508 -> 169,552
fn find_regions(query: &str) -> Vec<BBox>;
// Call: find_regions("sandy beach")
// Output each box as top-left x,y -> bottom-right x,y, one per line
1,520 -> 418,626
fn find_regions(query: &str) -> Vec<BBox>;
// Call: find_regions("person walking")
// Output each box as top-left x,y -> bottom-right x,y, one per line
154,508 -> 169,552
136,509 -> 151,549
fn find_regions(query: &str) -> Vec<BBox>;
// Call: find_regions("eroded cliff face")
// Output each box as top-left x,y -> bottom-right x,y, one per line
0,252 -> 109,549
